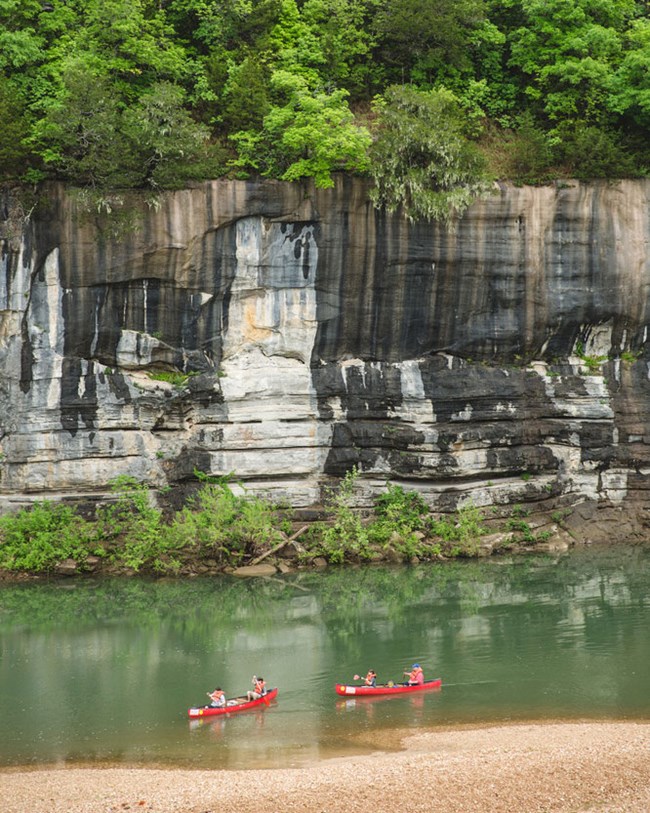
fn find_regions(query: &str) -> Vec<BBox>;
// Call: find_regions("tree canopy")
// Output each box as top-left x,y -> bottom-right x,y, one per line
0,0 -> 647,218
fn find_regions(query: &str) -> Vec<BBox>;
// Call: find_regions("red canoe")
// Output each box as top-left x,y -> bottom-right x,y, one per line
335,679 -> 441,697
188,687 -> 278,717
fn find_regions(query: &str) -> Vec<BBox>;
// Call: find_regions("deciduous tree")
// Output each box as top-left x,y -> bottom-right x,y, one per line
369,85 -> 491,222
230,70 -> 371,187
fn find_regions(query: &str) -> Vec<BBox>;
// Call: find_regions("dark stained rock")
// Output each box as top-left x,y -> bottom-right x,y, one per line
1,178 -> 650,539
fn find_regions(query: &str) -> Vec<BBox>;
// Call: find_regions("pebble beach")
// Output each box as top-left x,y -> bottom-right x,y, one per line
2,721 -> 649,813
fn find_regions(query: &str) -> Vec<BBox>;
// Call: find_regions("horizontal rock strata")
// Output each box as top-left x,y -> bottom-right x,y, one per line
1,179 -> 650,535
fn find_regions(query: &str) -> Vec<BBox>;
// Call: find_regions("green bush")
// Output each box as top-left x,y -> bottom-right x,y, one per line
230,70 -> 371,187
505,516 -> 535,543
163,478 -> 283,566
0,501 -> 98,572
429,502 -> 486,556
497,112 -> 555,184
374,483 -> 428,527
552,123 -> 641,179
367,483 -> 433,559
307,468 -> 372,564
95,476 -> 166,572
0,474 -> 547,576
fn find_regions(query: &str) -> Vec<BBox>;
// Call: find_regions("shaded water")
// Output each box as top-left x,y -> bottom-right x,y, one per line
0,544 -> 648,769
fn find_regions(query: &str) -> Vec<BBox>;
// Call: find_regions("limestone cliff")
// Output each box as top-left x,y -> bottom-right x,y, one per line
1,178 -> 649,538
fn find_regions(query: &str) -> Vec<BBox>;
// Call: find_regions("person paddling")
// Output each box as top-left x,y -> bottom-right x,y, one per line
247,675 -> 267,701
404,663 -> 424,685
207,687 -> 226,708
353,670 -> 377,687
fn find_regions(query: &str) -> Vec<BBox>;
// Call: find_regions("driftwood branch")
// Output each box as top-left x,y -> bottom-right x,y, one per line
249,525 -> 309,566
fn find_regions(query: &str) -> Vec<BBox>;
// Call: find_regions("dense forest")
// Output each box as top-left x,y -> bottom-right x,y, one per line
1,0 -> 648,218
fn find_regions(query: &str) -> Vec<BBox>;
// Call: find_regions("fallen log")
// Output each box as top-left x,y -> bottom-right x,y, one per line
249,525 -> 309,566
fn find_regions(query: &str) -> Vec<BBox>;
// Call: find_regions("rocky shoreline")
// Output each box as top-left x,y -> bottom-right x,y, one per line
1,721 -> 649,813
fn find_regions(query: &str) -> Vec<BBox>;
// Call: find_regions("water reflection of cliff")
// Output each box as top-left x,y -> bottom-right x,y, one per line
0,544 -> 649,768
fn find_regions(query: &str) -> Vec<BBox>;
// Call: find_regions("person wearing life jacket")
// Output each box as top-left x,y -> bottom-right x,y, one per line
363,670 -> 377,687
246,675 -> 267,701
404,663 -> 424,685
207,687 -> 226,708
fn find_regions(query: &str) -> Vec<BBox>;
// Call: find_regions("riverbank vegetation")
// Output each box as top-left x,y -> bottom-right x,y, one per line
1,0 -> 648,220
0,469 -> 562,577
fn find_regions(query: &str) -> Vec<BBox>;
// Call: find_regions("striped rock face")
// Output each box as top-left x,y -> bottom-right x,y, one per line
1,178 -> 649,534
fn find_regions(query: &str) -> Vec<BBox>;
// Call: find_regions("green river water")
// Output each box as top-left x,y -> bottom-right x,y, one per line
0,543 -> 648,769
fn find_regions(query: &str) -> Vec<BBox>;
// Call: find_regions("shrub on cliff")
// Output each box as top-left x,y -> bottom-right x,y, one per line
0,77 -> 33,180
368,85 -> 492,222
230,70 -> 371,187
33,65 -> 224,190
303,477 -> 487,563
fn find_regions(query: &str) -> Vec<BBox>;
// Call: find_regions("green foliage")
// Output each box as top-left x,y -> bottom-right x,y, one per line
122,82 -> 224,189
95,476 -> 168,572
620,349 -> 642,362
310,467 -> 372,564
147,370 -> 195,387
429,502 -> 486,556
163,480 -> 283,565
33,65 -> 223,190
368,85 -> 492,222
505,516 -> 536,542
306,480 -> 485,564
0,76 -> 32,179
373,0 -> 486,85
32,63 -> 132,188
221,56 -> 271,133
0,501 -> 97,572
551,121 -> 641,178
0,473 -> 284,574
0,473 -> 569,576
1,0 -> 649,189
300,0 -> 381,99
575,340 -> 608,371
367,484 -> 433,560
374,483 -> 429,528
230,70 -> 371,186
481,112 -> 555,184
69,0 -> 189,98
608,19 -> 650,129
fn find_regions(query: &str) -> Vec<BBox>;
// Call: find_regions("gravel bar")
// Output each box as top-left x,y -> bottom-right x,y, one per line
1,722 -> 649,813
